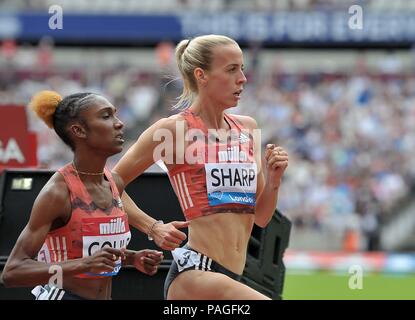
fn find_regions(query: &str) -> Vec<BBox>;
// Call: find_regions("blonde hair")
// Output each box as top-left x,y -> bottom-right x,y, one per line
174,34 -> 238,109
30,90 -> 62,128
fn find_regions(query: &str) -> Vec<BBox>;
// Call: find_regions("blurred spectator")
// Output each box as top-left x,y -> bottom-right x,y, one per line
1,0 -> 408,13
343,227 -> 360,253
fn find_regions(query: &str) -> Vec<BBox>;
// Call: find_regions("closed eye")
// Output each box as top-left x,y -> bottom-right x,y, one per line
99,106 -> 117,119
228,65 -> 244,72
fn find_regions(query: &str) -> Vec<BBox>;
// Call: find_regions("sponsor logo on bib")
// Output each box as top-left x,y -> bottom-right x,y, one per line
82,216 -> 130,276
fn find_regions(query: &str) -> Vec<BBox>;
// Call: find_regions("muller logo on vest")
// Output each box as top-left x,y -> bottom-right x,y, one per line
218,146 -> 248,162
99,217 -> 126,235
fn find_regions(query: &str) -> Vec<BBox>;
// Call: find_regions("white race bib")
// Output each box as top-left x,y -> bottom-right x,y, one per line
172,248 -> 201,272
82,231 -> 131,276
205,162 -> 257,206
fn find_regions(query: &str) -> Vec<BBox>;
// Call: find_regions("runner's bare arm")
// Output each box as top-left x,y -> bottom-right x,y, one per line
113,117 -> 189,250
1,175 -> 121,287
233,115 -> 281,228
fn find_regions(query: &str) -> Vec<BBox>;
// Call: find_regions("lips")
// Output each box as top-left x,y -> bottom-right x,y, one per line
233,89 -> 243,98
115,132 -> 124,141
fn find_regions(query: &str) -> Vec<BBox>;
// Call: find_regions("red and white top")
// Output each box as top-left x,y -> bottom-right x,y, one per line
167,110 -> 257,221
37,163 -> 131,278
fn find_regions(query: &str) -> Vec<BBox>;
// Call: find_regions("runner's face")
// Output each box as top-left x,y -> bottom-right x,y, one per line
80,98 -> 124,155
203,44 -> 247,109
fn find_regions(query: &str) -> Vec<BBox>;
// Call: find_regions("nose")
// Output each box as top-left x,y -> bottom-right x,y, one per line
238,70 -> 247,84
114,116 -> 124,129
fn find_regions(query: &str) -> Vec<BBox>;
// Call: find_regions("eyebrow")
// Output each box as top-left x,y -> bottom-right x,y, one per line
227,63 -> 244,68
98,106 -> 116,113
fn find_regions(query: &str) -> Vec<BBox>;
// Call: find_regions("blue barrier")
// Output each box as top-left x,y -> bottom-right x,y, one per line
0,11 -> 415,44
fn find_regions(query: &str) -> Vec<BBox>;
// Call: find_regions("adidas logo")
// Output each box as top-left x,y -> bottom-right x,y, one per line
239,132 -> 250,144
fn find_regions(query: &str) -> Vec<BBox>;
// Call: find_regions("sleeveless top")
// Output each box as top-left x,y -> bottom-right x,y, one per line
37,163 -> 131,278
167,110 -> 257,221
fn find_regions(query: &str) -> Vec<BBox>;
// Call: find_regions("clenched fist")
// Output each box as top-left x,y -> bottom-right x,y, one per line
121,249 -> 164,276
264,144 -> 288,189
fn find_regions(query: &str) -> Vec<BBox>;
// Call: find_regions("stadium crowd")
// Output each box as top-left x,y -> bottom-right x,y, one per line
1,43 -> 414,251
1,0 -> 413,13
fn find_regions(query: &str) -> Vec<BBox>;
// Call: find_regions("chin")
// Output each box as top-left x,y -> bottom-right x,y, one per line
110,145 -> 123,155
223,102 -> 238,109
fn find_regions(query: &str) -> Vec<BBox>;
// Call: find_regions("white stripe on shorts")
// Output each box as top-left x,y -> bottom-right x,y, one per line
201,255 -> 207,271
50,288 -> 60,300
46,287 -> 56,300
207,258 -> 212,271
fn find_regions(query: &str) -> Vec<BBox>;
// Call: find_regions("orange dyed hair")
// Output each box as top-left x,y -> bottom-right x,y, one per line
30,90 -> 62,128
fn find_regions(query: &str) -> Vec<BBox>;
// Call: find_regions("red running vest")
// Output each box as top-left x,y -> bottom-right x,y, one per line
167,110 -> 258,221
37,163 -> 131,278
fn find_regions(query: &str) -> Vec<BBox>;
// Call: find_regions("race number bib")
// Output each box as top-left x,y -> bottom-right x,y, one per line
205,163 -> 257,206
82,216 -> 131,276
172,248 -> 201,272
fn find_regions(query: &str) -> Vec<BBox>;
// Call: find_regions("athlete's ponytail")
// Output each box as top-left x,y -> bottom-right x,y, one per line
173,34 -> 238,110
30,91 -> 101,150
30,90 -> 62,129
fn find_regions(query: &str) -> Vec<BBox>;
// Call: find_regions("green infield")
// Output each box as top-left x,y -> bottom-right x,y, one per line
283,271 -> 415,300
